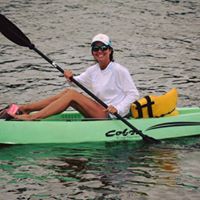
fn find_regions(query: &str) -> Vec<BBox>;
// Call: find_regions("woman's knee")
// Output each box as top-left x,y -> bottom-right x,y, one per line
61,88 -> 75,96
62,89 -> 70,94
62,88 -> 80,99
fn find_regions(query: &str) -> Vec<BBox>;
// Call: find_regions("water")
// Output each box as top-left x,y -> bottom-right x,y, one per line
0,139 -> 200,200
0,0 -> 200,199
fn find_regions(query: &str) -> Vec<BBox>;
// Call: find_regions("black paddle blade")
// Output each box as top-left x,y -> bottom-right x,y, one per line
143,135 -> 161,144
136,130 -> 160,144
0,14 -> 34,49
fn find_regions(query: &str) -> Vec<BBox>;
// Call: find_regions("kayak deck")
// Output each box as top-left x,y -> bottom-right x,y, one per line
0,107 -> 200,144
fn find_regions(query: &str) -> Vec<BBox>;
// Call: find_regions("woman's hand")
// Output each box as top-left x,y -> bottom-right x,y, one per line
106,105 -> 118,115
64,70 -> 73,81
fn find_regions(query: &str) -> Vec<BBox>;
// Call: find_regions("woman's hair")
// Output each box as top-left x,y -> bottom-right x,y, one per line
109,47 -> 114,62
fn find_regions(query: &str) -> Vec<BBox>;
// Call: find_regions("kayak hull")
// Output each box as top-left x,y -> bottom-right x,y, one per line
0,107 -> 200,144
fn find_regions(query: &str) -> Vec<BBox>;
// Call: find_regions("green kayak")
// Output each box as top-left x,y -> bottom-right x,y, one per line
0,107 -> 200,144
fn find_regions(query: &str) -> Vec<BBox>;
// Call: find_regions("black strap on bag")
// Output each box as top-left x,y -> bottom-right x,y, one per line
133,100 -> 143,118
133,96 -> 155,118
144,96 -> 154,117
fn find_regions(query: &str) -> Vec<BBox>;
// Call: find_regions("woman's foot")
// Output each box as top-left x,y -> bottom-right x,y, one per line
11,113 -> 33,121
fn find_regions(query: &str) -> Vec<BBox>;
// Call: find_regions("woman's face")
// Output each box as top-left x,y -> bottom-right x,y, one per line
91,42 -> 112,68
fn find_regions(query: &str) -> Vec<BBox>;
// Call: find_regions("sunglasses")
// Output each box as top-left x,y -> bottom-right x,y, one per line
92,45 -> 109,52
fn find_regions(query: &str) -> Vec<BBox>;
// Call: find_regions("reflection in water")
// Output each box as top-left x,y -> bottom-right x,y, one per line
0,139 -> 200,199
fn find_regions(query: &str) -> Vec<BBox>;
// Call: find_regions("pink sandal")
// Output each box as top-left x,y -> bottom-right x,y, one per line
0,104 -> 21,120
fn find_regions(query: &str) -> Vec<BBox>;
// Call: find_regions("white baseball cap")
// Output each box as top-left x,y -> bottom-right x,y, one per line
91,33 -> 112,47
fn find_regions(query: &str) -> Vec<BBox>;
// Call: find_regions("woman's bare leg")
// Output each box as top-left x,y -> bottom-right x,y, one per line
19,89 -> 70,113
13,89 -> 108,120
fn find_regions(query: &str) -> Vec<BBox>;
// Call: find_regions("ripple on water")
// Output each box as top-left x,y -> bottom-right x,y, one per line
0,138 -> 200,199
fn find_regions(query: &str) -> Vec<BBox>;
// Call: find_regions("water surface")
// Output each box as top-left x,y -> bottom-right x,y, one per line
0,138 -> 200,200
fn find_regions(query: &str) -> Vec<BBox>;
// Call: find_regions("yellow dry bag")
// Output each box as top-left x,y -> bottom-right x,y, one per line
131,88 -> 179,118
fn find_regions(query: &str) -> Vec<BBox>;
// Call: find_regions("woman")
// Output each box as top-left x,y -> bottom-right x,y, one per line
11,34 -> 139,120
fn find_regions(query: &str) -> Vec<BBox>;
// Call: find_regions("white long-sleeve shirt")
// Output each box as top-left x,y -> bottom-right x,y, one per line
74,62 -> 139,117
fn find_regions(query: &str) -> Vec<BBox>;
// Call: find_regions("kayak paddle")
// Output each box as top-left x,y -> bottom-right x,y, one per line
0,14 -> 160,144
